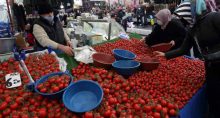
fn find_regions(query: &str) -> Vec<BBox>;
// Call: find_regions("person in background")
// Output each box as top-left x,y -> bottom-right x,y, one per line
117,7 -> 126,24
122,8 -> 132,31
154,5 -> 220,118
142,9 -> 187,51
74,9 -> 81,19
33,3 -> 73,56
24,23 -> 35,46
143,3 -> 156,26
136,6 -> 144,26
173,1 -> 193,28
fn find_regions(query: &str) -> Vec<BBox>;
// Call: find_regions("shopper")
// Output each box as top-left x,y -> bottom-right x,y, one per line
142,9 -> 186,51
33,3 -> 73,56
154,11 -> 220,118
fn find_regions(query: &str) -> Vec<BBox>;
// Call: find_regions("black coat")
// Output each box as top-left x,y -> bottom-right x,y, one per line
165,12 -> 220,61
34,17 -> 66,50
145,18 -> 186,50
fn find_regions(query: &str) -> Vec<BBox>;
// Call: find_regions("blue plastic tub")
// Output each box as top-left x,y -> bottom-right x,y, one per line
34,72 -> 73,99
112,60 -> 140,77
63,80 -> 103,113
113,49 -> 136,60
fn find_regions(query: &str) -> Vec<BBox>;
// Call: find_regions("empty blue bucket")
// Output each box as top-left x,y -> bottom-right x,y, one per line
113,49 -> 136,60
63,80 -> 103,113
112,60 -> 140,77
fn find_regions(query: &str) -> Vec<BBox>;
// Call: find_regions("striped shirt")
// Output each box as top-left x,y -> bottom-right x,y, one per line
174,1 -> 193,26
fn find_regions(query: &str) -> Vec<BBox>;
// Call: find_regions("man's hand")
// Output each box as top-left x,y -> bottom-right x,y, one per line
66,41 -> 73,48
58,44 -> 74,56
170,40 -> 175,47
153,51 -> 165,57
140,38 -> 145,42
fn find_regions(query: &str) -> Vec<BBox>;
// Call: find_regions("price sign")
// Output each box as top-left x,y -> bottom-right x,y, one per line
5,72 -> 22,88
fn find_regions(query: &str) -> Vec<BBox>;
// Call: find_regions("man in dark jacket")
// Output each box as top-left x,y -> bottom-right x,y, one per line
33,3 -> 73,56
155,11 -> 220,118
136,7 -> 144,26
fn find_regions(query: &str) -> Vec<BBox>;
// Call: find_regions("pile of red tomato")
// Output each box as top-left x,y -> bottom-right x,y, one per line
72,56 -> 205,118
93,39 -> 154,58
0,57 -> 80,117
37,74 -> 71,93
24,53 -> 60,81
0,39 -> 205,118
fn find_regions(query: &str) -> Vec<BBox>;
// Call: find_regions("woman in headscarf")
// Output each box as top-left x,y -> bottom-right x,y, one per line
154,1 -> 220,117
143,9 -> 187,51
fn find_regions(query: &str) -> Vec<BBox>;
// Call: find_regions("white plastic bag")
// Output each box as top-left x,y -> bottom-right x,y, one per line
119,33 -> 130,40
57,57 -> 67,72
74,46 -> 96,64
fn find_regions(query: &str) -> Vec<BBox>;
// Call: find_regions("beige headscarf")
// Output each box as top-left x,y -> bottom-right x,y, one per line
155,9 -> 172,29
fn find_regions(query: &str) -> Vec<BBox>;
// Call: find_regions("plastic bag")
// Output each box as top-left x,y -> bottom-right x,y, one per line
119,33 -> 130,40
74,46 -> 96,64
57,57 -> 67,72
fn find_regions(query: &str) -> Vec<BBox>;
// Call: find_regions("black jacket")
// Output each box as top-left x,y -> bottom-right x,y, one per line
166,12 -> 220,61
34,17 -> 66,49
145,18 -> 186,50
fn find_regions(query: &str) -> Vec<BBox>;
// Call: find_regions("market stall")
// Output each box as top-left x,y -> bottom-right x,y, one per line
0,33 -> 207,118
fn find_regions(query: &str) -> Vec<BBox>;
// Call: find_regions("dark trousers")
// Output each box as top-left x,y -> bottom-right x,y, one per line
137,16 -> 142,26
205,61 -> 220,118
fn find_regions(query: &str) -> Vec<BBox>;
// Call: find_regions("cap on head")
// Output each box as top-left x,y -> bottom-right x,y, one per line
37,3 -> 53,15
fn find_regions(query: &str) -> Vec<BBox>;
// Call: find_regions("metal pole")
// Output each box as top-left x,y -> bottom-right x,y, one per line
6,0 -> 14,33
108,22 -> 111,40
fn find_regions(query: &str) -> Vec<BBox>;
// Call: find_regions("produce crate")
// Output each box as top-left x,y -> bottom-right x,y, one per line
20,49 -> 68,82
0,53 -> 14,62
25,49 -> 67,72
0,53 -> 24,71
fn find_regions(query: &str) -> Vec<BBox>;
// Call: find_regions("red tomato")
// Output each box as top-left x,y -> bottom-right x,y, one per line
40,88 -> 47,93
10,102 -> 18,110
133,104 -> 141,111
144,105 -> 152,113
84,112 -> 93,118
153,112 -> 161,118
169,109 -> 177,116
3,108 -> 11,116
104,110 -> 111,117
38,108 -> 47,117
162,107 -> 168,115
155,104 -> 162,112
0,102 -> 7,110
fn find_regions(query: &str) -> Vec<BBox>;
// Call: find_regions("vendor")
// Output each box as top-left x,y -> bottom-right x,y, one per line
142,9 -> 186,51
33,3 -> 74,56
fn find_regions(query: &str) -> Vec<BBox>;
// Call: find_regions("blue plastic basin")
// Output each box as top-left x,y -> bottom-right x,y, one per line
34,72 -> 73,99
113,49 -> 136,60
112,60 -> 140,77
63,80 -> 103,113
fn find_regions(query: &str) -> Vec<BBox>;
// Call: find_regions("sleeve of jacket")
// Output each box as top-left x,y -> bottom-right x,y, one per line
63,28 -> 70,42
212,12 -> 220,34
203,12 -> 220,61
145,25 -> 161,46
33,24 -> 59,49
165,32 -> 193,59
172,20 -> 187,49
